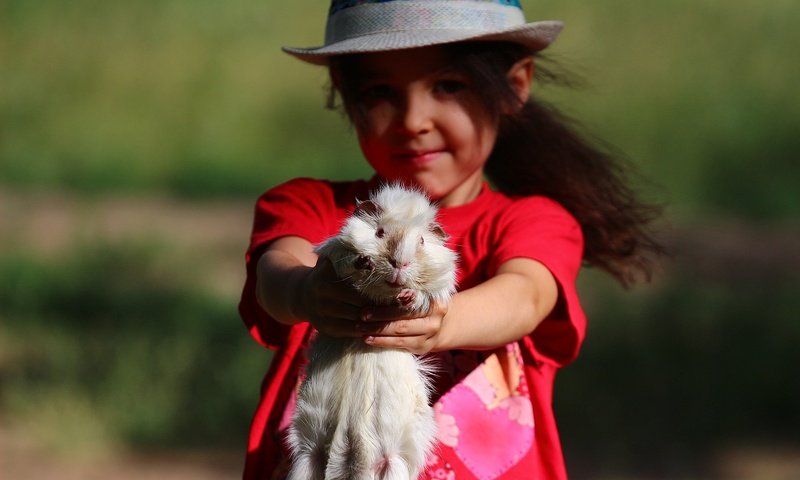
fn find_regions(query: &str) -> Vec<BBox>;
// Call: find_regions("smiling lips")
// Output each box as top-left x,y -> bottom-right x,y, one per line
393,149 -> 445,166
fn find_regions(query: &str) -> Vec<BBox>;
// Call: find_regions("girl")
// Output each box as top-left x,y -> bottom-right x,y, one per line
239,1 -> 663,478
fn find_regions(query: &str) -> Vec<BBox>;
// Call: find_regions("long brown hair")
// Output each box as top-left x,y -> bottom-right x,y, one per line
328,42 -> 665,286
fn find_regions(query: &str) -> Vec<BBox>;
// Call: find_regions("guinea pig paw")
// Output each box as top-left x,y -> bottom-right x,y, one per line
397,289 -> 417,307
354,254 -> 375,271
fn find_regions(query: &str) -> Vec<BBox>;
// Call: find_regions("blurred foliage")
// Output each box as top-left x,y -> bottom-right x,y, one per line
2,239 -> 798,475
1,0 -> 799,477
559,268 -> 800,476
1,0 -> 799,219
0,0 -> 367,198
0,243 -> 269,451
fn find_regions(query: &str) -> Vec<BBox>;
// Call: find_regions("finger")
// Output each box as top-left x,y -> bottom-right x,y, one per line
319,303 -> 361,324
314,258 -> 364,306
359,317 -> 435,337
330,283 -> 365,307
316,282 -> 369,320
361,304 -> 418,322
364,334 -> 431,355
313,317 -> 363,338
360,296 -> 451,322
299,285 -> 361,322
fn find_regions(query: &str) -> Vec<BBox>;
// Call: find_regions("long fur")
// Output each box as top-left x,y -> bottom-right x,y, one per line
287,184 -> 457,480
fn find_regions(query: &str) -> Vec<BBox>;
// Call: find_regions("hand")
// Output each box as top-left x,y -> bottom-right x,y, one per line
295,257 -> 366,338
358,297 -> 450,355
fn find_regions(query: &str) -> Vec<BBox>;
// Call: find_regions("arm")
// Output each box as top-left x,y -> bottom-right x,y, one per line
362,257 -> 559,354
439,257 -> 559,350
256,236 -> 367,336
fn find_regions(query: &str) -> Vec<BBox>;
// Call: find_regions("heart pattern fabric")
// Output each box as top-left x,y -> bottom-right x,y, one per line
431,343 -> 535,479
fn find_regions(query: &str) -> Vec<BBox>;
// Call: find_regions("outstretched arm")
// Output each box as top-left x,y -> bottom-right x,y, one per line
258,238 -> 560,353
256,236 -> 366,337
361,257 -> 559,354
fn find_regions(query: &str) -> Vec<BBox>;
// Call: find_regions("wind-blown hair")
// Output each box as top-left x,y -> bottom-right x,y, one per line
328,42 -> 664,286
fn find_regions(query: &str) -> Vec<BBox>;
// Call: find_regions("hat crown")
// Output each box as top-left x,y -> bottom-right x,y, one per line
329,0 -> 523,15
283,0 -> 562,65
325,0 -> 527,45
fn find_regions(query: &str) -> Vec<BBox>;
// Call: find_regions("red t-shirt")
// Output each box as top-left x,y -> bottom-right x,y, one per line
239,177 -> 586,480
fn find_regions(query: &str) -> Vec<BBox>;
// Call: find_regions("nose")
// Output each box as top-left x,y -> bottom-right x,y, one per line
389,258 -> 410,269
396,89 -> 433,136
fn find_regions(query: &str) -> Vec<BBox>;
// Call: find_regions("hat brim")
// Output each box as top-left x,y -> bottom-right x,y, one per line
282,20 -> 564,65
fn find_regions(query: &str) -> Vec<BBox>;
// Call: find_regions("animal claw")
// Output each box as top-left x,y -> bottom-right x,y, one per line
397,289 -> 416,306
354,254 -> 374,271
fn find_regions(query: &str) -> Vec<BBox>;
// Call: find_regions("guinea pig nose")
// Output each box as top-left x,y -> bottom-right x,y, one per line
389,258 -> 409,269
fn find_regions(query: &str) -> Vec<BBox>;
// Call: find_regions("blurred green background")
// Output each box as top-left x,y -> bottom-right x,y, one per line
1,0 -> 798,478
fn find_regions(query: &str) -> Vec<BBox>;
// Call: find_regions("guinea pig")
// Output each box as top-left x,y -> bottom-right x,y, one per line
286,183 -> 458,480
316,183 -> 457,313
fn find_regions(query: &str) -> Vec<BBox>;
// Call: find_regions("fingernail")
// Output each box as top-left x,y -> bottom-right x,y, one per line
364,336 -> 375,344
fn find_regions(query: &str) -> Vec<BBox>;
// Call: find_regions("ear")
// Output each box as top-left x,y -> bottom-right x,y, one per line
506,56 -> 534,110
354,199 -> 381,218
430,224 -> 448,241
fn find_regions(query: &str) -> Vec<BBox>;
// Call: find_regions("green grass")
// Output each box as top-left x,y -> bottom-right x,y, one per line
1,0 -> 799,218
2,240 -> 798,475
0,0 -> 368,197
0,243 -> 270,452
2,1 -> 799,475
558,268 -> 800,476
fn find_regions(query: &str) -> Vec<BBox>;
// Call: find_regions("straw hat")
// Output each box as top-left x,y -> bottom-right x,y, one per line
282,0 -> 564,65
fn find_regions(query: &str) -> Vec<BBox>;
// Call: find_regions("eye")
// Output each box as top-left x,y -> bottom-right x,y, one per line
360,84 -> 393,101
434,79 -> 467,95
376,227 -> 385,238
419,236 -> 425,246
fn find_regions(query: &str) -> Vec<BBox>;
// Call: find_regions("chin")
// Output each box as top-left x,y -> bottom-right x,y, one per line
407,180 -> 450,202
421,186 -> 449,201
374,170 -> 460,203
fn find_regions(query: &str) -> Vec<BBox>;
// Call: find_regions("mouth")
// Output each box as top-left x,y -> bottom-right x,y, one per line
392,149 -> 445,166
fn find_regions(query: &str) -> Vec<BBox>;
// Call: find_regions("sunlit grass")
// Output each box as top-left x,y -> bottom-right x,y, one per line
1,0 -> 798,217
0,243 -> 270,452
1,1 -> 799,476
559,267 -> 800,474
2,239 -> 798,473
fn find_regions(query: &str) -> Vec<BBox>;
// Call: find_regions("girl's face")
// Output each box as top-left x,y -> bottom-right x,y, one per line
347,46 -> 498,207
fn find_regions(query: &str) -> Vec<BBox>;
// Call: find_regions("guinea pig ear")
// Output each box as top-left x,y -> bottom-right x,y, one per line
354,199 -> 381,218
430,224 -> 448,241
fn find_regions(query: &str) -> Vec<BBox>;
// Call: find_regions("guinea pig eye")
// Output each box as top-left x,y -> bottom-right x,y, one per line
419,236 -> 425,246
375,227 -> 385,238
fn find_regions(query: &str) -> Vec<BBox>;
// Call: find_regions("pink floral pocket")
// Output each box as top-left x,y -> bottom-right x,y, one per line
432,344 -> 534,480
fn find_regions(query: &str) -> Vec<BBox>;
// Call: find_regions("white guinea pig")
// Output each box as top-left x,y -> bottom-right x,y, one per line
317,183 -> 458,313
286,183 -> 458,480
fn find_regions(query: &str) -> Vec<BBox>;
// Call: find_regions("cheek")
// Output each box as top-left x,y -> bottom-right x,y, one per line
445,108 -> 495,153
357,137 -> 386,175
479,128 -> 498,158
469,123 -> 499,165
357,130 -> 399,178
356,113 -> 389,154
359,104 -> 394,138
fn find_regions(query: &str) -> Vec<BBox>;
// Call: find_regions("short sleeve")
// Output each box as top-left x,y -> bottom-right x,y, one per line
238,178 -> 340,350
488,196 -> 586,367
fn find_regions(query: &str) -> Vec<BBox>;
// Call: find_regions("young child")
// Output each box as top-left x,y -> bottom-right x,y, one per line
239,1 -> 662,479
